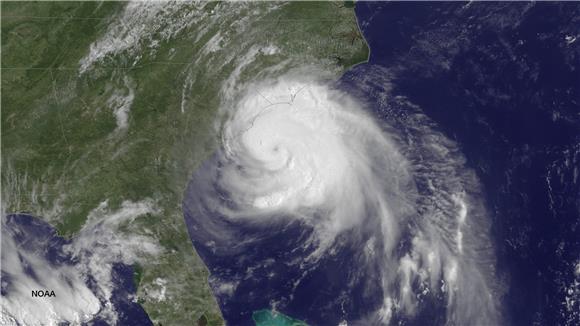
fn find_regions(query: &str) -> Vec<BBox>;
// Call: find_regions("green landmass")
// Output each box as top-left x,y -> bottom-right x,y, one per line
1,1 -> 368,325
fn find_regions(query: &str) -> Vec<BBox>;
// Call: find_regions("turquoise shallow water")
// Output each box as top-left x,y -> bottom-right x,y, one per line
252,310 -> 308,326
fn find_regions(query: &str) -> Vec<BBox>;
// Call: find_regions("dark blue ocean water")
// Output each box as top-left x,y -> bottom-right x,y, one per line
355,2 -> 580,325
184,2 -> 579,326
0,214 -> 153,326
183,156 -> 388,325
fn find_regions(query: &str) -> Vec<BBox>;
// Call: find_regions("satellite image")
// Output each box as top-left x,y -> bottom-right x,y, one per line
1,1 -> 579,326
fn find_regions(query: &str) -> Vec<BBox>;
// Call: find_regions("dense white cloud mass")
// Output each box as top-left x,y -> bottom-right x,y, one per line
186,70 -> 503,325
219,75 -> 410,258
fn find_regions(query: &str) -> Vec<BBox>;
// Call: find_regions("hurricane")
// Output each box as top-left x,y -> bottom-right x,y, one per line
183,68 -> 503,325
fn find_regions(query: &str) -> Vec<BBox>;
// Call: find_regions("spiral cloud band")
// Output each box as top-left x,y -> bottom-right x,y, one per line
221,77 -> 409,254
184,71 -> 502,325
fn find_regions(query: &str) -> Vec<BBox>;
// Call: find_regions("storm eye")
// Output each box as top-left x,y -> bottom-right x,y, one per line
184,71 -> 502,326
